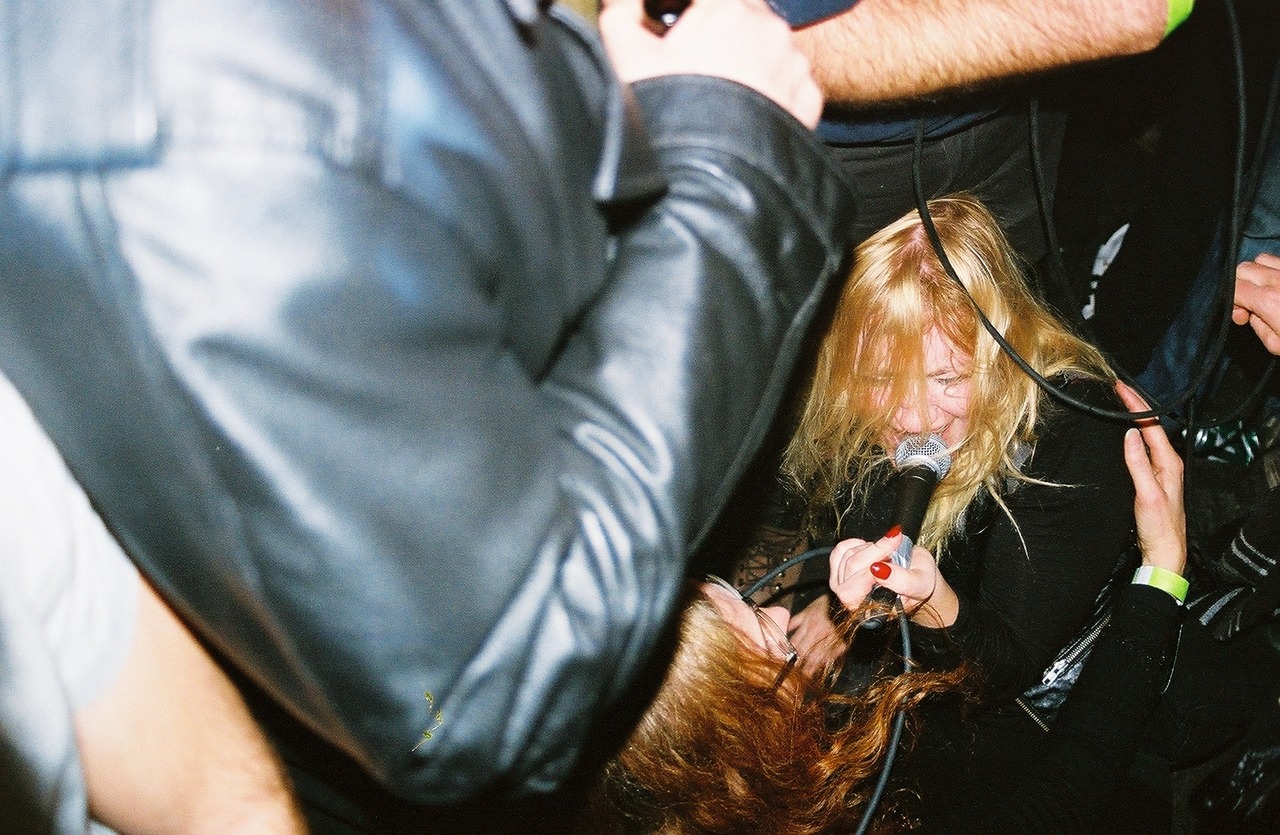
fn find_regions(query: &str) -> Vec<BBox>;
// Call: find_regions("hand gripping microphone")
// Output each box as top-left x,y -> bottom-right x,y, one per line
860,434 -> 953,630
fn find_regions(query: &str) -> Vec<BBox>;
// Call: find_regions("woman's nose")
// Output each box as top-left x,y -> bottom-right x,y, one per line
894,402 -> 939,434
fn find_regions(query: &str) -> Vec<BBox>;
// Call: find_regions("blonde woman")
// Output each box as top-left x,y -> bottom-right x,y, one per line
596,396 -> 1187,832
732,194 -> 1138,814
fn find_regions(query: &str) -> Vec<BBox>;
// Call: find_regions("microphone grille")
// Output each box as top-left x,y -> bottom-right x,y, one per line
894,434 -> 952,479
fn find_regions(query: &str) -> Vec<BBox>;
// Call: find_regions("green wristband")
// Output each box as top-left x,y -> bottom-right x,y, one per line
1132,565 -> 1189,604
1166,0 -> 1194,37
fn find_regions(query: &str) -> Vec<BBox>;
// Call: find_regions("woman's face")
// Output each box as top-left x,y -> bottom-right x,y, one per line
879,327 -> 973,451
700,581 -> 793,662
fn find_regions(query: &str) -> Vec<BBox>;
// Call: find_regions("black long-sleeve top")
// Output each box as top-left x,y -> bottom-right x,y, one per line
790,378 -> 1137,703
932,583 -> 1185,832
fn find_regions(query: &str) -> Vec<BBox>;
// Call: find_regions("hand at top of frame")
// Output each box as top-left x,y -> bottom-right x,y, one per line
599,0 -> 824,128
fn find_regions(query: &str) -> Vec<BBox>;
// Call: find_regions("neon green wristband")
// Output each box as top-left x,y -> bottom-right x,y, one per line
1132,565 -> 1189,605
1166,0 -> 1194,37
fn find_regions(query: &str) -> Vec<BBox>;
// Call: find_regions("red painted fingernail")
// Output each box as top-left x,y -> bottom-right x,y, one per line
885,525 -> 902,539
869,561 -> 892,580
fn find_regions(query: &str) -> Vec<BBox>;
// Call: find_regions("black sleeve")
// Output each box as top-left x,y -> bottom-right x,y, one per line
765,0 -> 864,28
1208,484 -> 1280,638
730,477 -> 809,585
0,4 -> 858,803
943,584 -> 1184,832
913,381 -> 1137,701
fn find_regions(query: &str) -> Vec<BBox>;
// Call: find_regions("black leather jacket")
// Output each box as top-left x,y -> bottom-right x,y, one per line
0,0 -> 855,803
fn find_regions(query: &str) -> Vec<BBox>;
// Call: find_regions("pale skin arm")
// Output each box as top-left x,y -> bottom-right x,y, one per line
599,0 -> 824,128
1233,252 -> 1280,355
76,579 -> 305,835
794,0 -> 1169,106
829,384 -> 1185,625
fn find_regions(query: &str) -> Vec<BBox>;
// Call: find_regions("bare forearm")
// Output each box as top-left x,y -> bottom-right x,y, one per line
796,0 -> 1169,106
77,581 -> 304,834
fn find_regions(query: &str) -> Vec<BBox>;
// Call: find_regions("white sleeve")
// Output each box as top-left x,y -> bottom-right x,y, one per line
0,370 -> 141,710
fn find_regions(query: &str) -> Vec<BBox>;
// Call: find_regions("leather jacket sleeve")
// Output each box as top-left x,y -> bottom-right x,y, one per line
945,585 -> 1183,832
0,0 -> 856,802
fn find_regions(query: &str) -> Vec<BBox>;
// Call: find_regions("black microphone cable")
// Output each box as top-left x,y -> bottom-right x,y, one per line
913,118 -> 1173,425
880,5 -> 1252,827
742,550 -> 913,835
910,0 -> 1255,431
1181,39 -> 1280,432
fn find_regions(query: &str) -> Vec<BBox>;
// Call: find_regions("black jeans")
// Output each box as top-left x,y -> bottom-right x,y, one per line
826,104 -> 1067,264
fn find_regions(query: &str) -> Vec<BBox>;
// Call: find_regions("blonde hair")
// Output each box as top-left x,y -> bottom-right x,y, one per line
595,594 -> 967,834
784,194 -> 1111,555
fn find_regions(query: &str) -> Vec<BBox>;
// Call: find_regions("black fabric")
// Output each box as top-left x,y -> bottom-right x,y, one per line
914,591 -> 1257,832
825,106 -> 1068,263
0,0 -> 858,810
925,584 -> 1185,832
1196,486 -> 1280,640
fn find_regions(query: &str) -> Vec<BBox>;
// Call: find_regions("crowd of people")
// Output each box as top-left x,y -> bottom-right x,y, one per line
2,0 -> 1278,832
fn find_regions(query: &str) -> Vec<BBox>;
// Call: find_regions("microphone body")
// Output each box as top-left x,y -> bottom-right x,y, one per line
889,465 -> 941,556
860,435 -> 951,630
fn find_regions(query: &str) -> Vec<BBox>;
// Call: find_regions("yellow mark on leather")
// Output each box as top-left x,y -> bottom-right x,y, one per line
412,691 -> 444,751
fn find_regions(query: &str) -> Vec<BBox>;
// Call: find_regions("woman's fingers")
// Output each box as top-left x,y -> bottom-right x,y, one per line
1114,379 -> 1157,421
1123,427 -> 1162,499
1125,428 -> 1187,575
828,533 -> 896,586
828,531 -> 901,608
864,546 -> 935,604
828,534 -> 959,627
829,533 -> 929,606
865,547 -> 958,628
1116,378 -> 1187,576
1115,380 -> 1183,507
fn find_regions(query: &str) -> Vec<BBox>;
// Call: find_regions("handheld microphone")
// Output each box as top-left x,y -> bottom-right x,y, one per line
860,434 -> 952,630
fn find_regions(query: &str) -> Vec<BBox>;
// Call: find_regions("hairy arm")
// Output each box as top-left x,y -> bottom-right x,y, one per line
794,0 -> 1170,106
78,580 -> 303,835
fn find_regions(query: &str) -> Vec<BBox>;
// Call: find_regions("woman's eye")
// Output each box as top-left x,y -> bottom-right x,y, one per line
931,375 -> 971,393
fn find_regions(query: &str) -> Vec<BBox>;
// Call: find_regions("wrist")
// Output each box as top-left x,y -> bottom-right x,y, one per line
1132,565 -> 1189,605
911,580 -> 958,629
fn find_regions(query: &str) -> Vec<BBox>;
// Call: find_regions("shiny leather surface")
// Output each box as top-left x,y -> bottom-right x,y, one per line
0,0 -> 856,802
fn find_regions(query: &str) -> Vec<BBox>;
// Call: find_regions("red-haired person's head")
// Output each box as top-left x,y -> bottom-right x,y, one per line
593,582 -> 966,834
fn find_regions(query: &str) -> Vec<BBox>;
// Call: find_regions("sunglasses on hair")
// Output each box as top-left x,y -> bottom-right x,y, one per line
704,575 -> 799,691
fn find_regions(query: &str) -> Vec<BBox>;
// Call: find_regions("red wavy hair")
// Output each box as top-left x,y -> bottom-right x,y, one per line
592,593 -> 969,833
